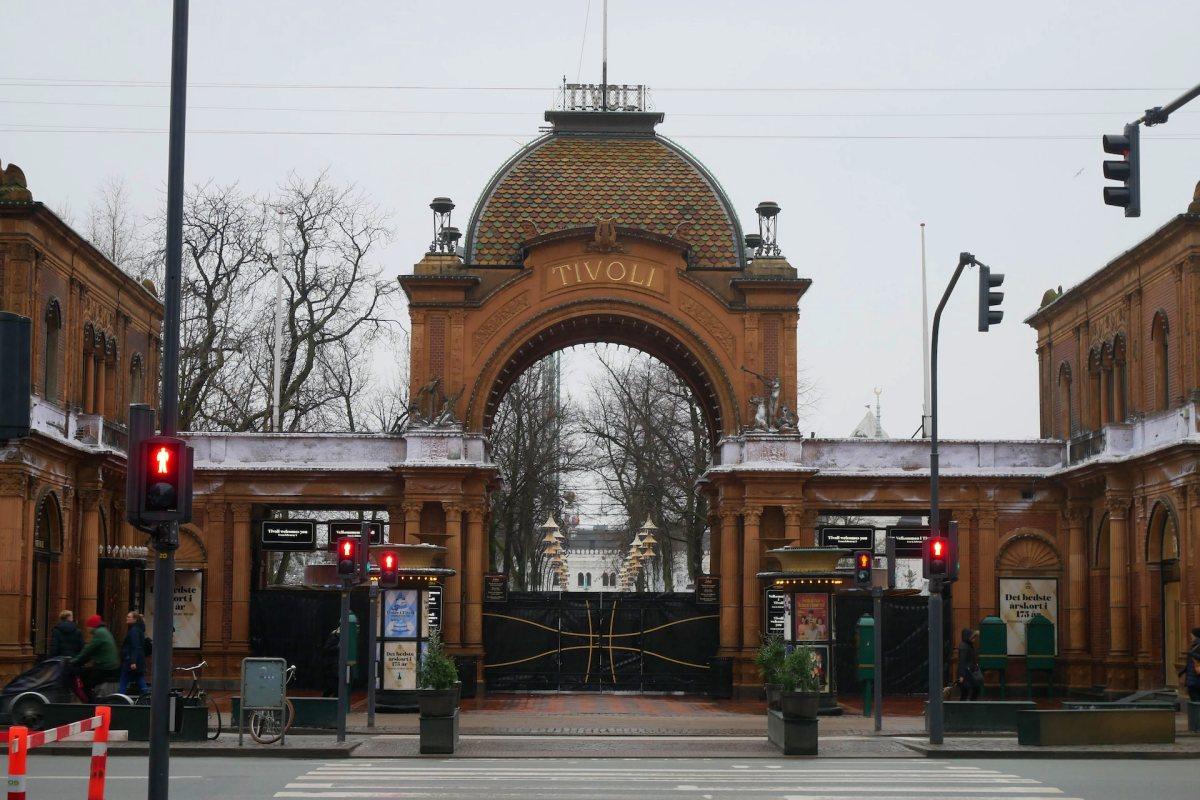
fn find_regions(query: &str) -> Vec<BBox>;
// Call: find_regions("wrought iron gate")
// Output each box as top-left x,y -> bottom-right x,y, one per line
483,592 -> 718,692
833,593 -> 952,695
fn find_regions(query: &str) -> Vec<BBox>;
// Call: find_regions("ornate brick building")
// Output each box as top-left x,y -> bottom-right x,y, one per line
0,108 -> 1195,698
0,161 -> 162,679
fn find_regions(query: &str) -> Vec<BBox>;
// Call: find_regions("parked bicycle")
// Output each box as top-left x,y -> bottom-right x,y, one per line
248,664 -> 296,744
135,659 -> 222,740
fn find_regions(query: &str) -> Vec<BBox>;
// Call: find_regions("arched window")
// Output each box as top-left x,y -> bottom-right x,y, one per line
32,493 -> 63,656
1056,362 -> 1073,438
43,299 -> 62,402
1087,347 -> 1102,429
81,322 -> 95,412
577,572 -> 585,587
129,353 -> 145,406
1111,334 -> 1127,422
1151,311 -> 1169,411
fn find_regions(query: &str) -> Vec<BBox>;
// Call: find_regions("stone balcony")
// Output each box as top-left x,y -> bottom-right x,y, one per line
1063,400 -> 1200,470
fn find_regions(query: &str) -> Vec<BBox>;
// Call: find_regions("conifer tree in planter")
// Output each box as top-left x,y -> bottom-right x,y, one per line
778,644 -> 821,720
416,630 -> 461,718
754,635 -> 786,710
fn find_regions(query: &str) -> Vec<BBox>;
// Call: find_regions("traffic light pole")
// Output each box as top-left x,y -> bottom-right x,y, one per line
872,586 -> 882,733
927,251 -> 973,745
149,2 -> 189,798
336,584 -> 351,743
367,580 -> 378,729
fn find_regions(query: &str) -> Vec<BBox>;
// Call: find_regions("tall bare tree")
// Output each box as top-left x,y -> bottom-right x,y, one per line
487,357 -> 588,590
85,176 -> 147,278
580,352 -> 712,589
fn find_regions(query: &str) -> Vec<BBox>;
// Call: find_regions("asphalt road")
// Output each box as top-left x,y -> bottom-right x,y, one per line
20,755 -> 1200,799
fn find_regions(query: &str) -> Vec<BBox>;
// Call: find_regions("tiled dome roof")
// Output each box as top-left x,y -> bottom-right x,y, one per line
465,133 -> 744,268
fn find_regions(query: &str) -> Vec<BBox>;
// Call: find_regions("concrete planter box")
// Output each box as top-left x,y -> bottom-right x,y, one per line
780,691 -> 819,720
930,700 -> 1036,733
39,703 -> 206,741
1016,708 -> 1175,746
419,708 -> 459,754
767,708 -> 817,755
417,685 -> 460,718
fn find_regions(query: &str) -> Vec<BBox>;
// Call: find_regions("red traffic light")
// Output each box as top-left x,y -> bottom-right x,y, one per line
340,539 -> 355,559
931,538 -> 945,558
153,445 -> 172,475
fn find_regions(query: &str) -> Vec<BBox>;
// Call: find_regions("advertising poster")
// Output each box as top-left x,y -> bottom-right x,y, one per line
999,577 -> 1058,655
144,569 -> 203,649
383,589 -> 419,638
380,641 -> 418,690
794,593 -> 830,642
810,644 -> 830,692
765,590 -> 791,640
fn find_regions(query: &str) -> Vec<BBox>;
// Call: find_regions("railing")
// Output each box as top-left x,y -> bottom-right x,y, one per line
558,82 -> 648,112
1068,429 -> 1106,464
73,414 -> 128,451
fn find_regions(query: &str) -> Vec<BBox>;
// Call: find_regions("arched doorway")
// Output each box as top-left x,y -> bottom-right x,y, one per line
31,492 -> 63,656
1146,500 -> 1182,686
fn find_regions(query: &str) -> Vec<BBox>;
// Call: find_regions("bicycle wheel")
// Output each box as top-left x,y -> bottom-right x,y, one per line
206,692 -> 222,740
249,707 -> 286,744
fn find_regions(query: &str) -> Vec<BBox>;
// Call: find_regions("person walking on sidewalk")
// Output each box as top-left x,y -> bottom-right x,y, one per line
956,628 -> 982,701
1180,626 -> 1200,703
48,610 -> 83,658
118,610 -> 149,695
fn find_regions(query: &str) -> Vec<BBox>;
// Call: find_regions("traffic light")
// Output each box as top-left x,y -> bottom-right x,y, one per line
136,435 -> 193,525
379,549 -> 398,585
336,536 -> 358,579
853,550 -> 873,587
1102,123 -> 1140,218
924,534 -> 951,579
977,265 -> 1004,332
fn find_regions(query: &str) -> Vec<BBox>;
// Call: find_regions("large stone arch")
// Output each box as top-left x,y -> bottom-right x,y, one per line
467,294 -> 741,442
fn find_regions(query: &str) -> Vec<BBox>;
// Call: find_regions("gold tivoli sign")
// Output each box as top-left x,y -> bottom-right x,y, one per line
546,258 -> 663,295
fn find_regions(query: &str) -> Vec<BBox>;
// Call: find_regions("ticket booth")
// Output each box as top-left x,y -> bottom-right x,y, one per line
759,547 -> 849,714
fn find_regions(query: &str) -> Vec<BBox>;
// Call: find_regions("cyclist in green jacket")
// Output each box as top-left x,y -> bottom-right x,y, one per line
72,615 -> 120,700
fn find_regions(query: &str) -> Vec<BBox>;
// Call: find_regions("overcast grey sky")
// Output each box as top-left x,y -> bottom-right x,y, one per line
5,1 -> 1198,441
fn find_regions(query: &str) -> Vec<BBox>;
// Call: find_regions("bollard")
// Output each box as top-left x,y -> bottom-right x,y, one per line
87,705 -> 111,800
6,725 -> 28,800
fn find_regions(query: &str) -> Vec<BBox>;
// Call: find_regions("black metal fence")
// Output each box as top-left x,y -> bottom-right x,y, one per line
484,592 -> 719,692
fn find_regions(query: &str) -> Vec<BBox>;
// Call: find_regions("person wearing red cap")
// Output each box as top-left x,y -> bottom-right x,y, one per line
71,614 -> 120,700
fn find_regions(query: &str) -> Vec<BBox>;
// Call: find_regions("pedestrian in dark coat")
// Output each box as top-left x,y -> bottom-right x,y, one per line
321,627 -> 340,698
48,610 -> 84,658
956,628 -> 982,701
118,611 -> 149,695
1180,626 -> 1200,703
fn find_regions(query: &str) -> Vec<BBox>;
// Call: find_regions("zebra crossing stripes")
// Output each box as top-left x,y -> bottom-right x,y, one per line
274,760 -> 1084,799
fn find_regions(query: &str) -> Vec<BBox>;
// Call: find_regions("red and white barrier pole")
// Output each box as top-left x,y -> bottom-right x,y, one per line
86,706 -> 110,800
6,725 -> 28,800
5,707 -> 110,800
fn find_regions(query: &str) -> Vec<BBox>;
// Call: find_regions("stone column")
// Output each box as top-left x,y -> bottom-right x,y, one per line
976,511 -> 999,615
718,510 -> 740,653
230,503 -> 253,653
782,505 -> 803,546
0,472 -> 30,674
1187,480 -> 1200,634
741,505 -> 763,650
799,508 -> 819,548
1106,495 -> 1132,675
402,502 -> 422,545
82,353 -> 94,414
442,503 -> 464,649
78,489 -> 101,622
463,504 -> 486,651
707,512 -> 721,578
94,354 -> 106,417
1065,505 -> 1089,654
199,503 -> 226,659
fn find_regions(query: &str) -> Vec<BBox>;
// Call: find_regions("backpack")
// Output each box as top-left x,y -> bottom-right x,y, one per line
143,636 -> 153,657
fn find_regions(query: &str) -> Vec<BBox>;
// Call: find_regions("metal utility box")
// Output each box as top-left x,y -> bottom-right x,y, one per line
979,616 -> 1008,670
855,614 -> 875,681
1025,614 -> 1056,671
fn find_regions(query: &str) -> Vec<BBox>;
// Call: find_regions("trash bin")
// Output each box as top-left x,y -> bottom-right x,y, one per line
455,656 -> 478,699
709,657 -> 733,699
